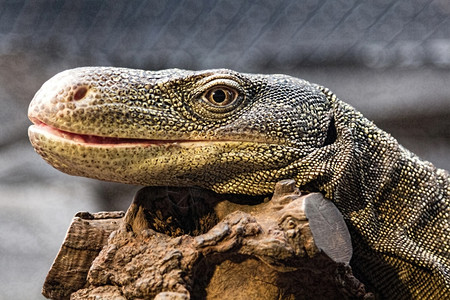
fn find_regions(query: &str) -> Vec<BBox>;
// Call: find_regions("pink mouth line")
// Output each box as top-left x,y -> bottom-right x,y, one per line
30,120 -> 183,146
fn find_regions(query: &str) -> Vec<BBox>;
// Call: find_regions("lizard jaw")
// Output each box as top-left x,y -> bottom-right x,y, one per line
28,121 -> 291,194
28,123 -> 262,186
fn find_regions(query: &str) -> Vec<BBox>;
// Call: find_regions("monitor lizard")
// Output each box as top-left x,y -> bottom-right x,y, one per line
28,67 -> 450,299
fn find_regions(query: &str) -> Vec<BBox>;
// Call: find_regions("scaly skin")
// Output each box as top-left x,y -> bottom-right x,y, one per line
28,67 -> 449,299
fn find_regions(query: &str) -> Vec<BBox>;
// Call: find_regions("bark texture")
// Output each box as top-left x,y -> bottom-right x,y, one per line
43,180 -> 372,299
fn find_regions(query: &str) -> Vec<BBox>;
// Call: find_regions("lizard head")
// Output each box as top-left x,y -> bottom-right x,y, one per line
28,67 -> 340,195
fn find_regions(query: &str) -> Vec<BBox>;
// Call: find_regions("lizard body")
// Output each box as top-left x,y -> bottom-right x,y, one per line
28,67 -> 450,299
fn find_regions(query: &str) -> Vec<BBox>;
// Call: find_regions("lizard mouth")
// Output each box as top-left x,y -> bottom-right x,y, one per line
28,120 -> 190,147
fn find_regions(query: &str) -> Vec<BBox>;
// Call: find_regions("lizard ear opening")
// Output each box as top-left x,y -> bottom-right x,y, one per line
323,116 -> 337,146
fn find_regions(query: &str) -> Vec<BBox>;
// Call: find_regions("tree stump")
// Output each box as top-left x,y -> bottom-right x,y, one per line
43,180 -> 373,299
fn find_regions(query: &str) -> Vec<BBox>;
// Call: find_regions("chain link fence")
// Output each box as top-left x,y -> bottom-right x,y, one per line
1,0 -> 449,70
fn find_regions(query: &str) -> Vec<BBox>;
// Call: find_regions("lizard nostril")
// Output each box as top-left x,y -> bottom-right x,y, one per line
73,86 -> 88,101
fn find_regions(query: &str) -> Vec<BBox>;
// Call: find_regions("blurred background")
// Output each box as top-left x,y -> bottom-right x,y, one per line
0,0 -> 449,298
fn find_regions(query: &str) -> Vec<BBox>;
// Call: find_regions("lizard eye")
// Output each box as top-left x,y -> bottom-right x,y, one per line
202,86 -> 239,106
191,76 -> 247,119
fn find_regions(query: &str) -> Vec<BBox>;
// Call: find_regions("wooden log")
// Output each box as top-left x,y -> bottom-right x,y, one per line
43,180 -> 373,299
42,211 -> 124,300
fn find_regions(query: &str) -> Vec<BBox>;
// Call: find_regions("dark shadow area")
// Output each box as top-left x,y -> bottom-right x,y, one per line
130,186 -> 268,236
